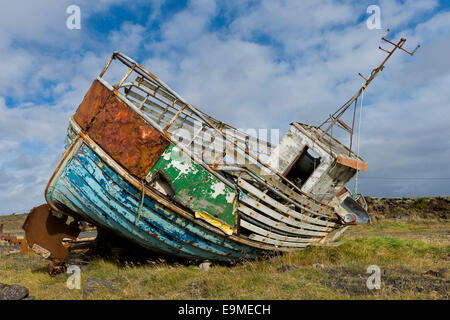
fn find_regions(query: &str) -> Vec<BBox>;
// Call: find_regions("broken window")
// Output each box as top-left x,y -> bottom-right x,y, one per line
284,147 -> 321,188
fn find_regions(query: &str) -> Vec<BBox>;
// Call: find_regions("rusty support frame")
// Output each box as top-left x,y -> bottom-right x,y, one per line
1,233 -> 31,254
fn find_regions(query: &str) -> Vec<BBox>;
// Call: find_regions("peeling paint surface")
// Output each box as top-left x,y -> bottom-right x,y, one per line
147,144 -> 237,227
74,80 -> 169,179
210,183 -> 225,199
46,141 -> 263,261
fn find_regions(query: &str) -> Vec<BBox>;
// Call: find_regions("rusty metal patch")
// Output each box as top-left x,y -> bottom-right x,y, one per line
23,204 -> 81,262
0,226 -> 31,255
87,91 -> 169,179
74,80 -> 112,131
73,80 -> 169,179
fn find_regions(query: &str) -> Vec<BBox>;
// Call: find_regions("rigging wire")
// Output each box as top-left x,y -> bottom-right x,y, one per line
352,87 -> 364,200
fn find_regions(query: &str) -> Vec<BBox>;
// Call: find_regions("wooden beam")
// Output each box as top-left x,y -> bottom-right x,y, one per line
337,156 -> 367,172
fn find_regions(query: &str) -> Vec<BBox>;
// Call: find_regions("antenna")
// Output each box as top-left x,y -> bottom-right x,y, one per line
318,29 -> 420,149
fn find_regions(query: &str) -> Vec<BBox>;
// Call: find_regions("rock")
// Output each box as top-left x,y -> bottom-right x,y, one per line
393,278 -> 406,289
277,265 -> 299,273
312,263 -> 325,269
424,269 -> 446,278
0,283 -> 7,291
425,270 -> 439,277
199,261 -> 212,271
83,278 -> 120,298
0,284 -> 29,300
23,296 -> 35,300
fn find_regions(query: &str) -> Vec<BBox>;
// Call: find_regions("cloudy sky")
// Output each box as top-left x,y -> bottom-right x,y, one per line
0,0 -> 449,214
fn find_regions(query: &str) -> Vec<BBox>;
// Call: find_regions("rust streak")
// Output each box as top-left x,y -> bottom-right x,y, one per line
75,80 -> 169,179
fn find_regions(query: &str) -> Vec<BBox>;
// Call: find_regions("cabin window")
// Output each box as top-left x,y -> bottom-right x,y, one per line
284,147 -> 321,187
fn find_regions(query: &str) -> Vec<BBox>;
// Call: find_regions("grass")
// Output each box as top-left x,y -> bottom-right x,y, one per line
1,220 -> 448,300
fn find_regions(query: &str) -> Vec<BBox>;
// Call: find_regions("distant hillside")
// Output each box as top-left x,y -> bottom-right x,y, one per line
366,196 -> 450,221
0,213 -> 28,233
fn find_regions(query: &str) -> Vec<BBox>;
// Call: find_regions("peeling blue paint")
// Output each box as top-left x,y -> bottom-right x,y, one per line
47,141 -> 265,261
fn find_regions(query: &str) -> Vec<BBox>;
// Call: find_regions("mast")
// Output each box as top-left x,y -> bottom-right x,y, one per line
318,29 -> 420,148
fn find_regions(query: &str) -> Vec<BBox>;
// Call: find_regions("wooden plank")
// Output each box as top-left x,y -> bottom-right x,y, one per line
240,219 -> 318,243
320,226 -> 349,244
238,204 -> 327,237
336,156 -> 367,172
248,234 -> 309,248
242,164 -> 336,218
238,178 -> 337,227
263,174 -> 336,217
240,197 -> 331,234
224,130 -> 273,155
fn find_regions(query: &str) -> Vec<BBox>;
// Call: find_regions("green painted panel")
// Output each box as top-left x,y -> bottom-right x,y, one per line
147,144 -> 237,227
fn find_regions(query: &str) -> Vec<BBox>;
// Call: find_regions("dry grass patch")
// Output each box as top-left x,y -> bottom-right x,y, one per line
1,219 -> 448,300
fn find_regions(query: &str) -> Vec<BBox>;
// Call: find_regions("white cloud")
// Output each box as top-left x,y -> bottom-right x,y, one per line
0,1 -> 136,213
108,23 -> 147,56
378,0 -> 438,29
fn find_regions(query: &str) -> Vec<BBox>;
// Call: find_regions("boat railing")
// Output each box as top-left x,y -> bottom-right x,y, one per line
99,52 -> 273,166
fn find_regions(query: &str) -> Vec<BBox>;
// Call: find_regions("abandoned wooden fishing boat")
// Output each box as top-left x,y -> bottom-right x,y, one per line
23,30 -> 419,264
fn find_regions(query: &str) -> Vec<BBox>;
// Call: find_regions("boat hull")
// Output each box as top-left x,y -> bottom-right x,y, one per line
46,135 -> 268,261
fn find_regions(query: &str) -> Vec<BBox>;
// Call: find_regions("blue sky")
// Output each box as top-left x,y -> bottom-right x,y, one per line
0,0 -> 449,214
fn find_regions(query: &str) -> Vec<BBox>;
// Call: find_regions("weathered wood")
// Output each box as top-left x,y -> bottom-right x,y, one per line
239,197 -> 331,234
238,203 -> 328,237
263,174 -> 336,217
238,178 -> 337,227
319,226 -> 349,243
238,204 -> 327,237
248,234 -> 309,248
240,219 -> 318,243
